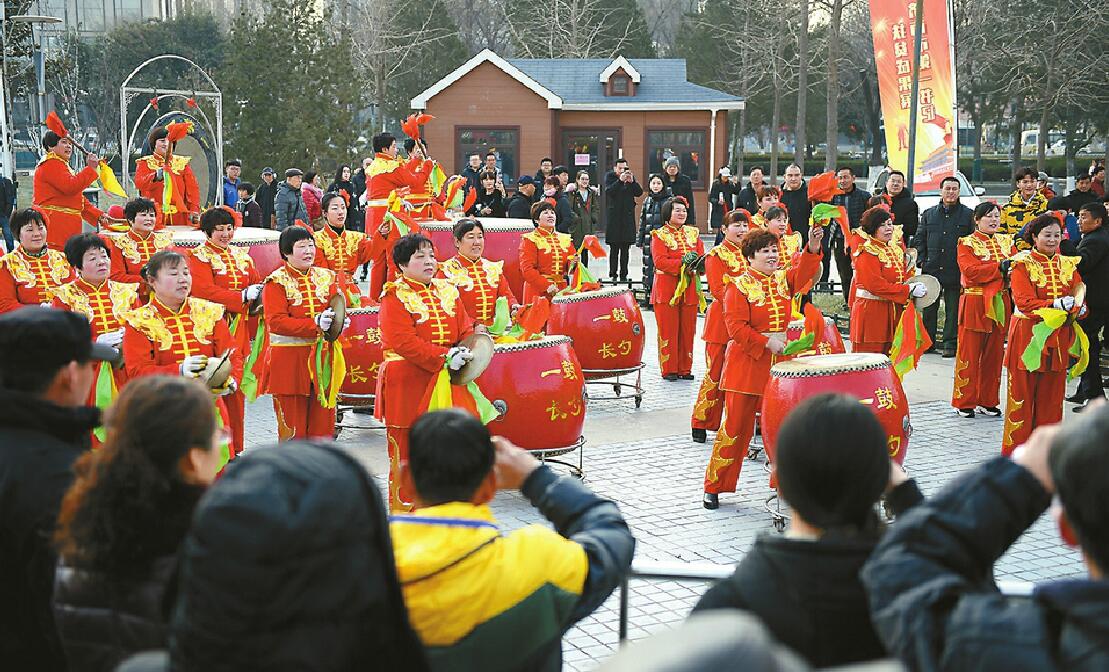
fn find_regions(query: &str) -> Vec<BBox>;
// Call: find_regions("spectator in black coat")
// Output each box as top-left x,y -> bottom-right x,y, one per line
461,153 -> 483,195
255,167 -> 278,229
694,394 -> 922,668
505,175 -> 537,218
52,377 -> 220,672
638,175 -> 671,307
0,308 -> 109,671
708,167 -> 738,244
883,169 -> 920,242
327,164 -> 362,232
0,171 -> 16,251
468,172 -> 506,218
863,406 -> 1109,671
1072,202 -> 1109,408
169,441 -> 429,671
236,183 -> 263,228
604,158 -> 643,281
1068,173 -> 1100,213
735,166 -> 767,216
533,156 -> 554,186
779,164 -> 811,239
662,157 -> 696,226
915,176 -> 974,355
827,167 -> 871,302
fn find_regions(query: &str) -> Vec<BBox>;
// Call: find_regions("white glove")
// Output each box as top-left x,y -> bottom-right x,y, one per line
446,346 -> 473,371
909,282 -> 928,298
1053,296 -> 1075,311
315,308 -> 335,332
341,317 -> 351,332
96,328 -> 124,347
242,284 -> 263,302
218,378 -> 238,396
180,355 -> 208,377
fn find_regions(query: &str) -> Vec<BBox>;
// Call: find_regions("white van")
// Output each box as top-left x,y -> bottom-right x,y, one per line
868,168 -> 984,213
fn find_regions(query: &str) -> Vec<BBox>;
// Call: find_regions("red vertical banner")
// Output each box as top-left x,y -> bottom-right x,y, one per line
870,0 -> 958,191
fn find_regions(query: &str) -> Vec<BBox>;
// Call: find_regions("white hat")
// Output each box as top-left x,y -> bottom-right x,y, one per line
719,167 -> 731,177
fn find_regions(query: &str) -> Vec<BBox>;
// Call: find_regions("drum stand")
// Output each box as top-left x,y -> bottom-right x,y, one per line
334,394 -> 385,439
582,363 -> 645,408
533,436 -> 586,479
759,460 -> 790,533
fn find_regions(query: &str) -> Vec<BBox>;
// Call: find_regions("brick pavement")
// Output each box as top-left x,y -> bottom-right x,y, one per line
239,274 -> 1089,671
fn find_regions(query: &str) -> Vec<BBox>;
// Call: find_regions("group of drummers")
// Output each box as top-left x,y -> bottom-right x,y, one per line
2,112 -> 1090,514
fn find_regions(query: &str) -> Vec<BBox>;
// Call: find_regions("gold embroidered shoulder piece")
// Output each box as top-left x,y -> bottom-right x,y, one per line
1059,255 -> 1080,284
734,273 -> 767,306
651,227 -> 677,249
56,279 -> 136,320
2,248 -> 70,287
683,226 -> 700,247
523,230 -> 552,253
108,281 -> 139,317
265,266 -> 334,306
711,244 -> 747,275
1010,251 -> 1046,287
440,258 -> 473,290
780,232 -> 802,258
193,243 -> 254,276
52,282 -> 90,316
186,298 -> 225,344
860,238 -> 905,269
123,303 -> 174,350
368,156 -> 402,178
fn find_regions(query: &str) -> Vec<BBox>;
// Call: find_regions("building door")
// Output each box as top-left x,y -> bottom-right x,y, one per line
561,129 -> 620,232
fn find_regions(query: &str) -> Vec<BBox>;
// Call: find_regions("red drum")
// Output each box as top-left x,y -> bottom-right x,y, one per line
547,287 -> 645,379
761,353 -> 911,467
338,306 -> 382,401
421,219 -> 533,302
162,227 -> 283,276
785,316 -> 846,356
476,335 -> 585,452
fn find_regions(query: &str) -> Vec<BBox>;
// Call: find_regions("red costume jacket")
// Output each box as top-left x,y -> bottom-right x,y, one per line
957,231 -> 1015,333
121,296 -> 241,382
0,246 -> 74,313
519,227 -> 576,303
376,277 -> 475,429
703,241 -> 748,345
720,251 -> 823,395
650,223 -> 705,305
260,265 -> 338,396
53,278 -> 140,389
1006,250 -> 1082,373
314,226 -> 374,278
133,154 -> 201,228
188,239 -> 261,325
439,255 -> 518,326
106,229 -> 174,298
32,153 -> 104,249
850,238 -> 912,346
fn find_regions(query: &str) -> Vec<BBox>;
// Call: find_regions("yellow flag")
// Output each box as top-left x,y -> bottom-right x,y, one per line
97,162 -> 128,198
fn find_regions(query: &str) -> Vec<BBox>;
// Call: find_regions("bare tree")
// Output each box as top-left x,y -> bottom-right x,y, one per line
504,0 -> 646,59
794,0 -> 810,170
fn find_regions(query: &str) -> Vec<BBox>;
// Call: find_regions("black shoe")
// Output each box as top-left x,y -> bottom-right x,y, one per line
1066,392 -> 1086,403
955,407 -> 975,418
692,428 -> 707,443
645,304 -> 653,312
664,373 -> 679,381
703,492 -> 719,510
978,406 -> 1002,417
680,374 -> 695,380
1074,395 -> 1105,413
924,346 -> 937,354
942,350 -> 956,359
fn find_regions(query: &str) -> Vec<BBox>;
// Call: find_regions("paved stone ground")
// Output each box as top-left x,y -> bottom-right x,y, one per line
238,247 -> 1090,671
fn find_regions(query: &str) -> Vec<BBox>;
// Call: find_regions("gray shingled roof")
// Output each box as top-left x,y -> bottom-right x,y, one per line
505,58 -> 742,105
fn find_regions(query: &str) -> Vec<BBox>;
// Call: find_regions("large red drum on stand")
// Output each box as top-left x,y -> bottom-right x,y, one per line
476,336 -> 585,453
785,316 -> 846,356
338,306 -> 382,404
420,219 -> 533,302
548,287 -> 645,379
761,353 -> 911,467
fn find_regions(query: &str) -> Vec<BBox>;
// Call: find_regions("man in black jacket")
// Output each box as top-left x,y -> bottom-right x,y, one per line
915,176 -> 973,356
505,175 -> 536,218
604,159 -> 643,281
735,166 -> 766,216
255,167 -> 278,229
779,165 -> 811,239
662,157 -> 696,227
828,167 -> 871,301
0,308 -> 110,671
884,170 -> 920,242
1071,202 -> 1109,408
863,405 -> 1109,671
0,170 -> 16,251
1068,173 -> 1099,213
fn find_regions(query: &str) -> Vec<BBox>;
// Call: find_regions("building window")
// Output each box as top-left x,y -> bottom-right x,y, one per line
457,127 -> 519,187
611,76 -> 628,95
646,130 -> 707,188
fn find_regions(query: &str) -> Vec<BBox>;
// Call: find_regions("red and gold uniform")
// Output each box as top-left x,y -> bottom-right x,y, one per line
650,222 -> 705,377
32,152 -> 104,250
121,296 -> 243,452
365,153 -> 432,299
439,255 -> 518,326
189,240 -> 262,456
692,241 -> 747,433
774,231 -> 803,272
0,246 -> 74,313
313,226 -> 374,301
850,238 -> 912,353
519,228 -> 576,304
1002,250 -> 1082,455
375,277 -> 475,508
952,232 -> 1015,411
403,160 -> 441,219
705,250 -> 823,494
261,264 -> 340,440
846,227 -> 907,307
133,154 -> 201,228
106,229 -> 174,299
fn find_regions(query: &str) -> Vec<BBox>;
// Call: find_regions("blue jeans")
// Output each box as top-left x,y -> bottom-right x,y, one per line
0,216 -> 12,252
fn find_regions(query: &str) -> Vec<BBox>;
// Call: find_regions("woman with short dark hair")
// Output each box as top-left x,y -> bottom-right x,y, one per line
0,208 -> 74,313
519,200 -> 576,302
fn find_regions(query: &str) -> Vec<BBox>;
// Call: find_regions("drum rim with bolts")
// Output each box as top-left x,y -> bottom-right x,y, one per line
345,306 -> 381,315
770,353 -> 891,378
551,287 -> 636,303
419,219 -> 535,233
492,334 -> 572,352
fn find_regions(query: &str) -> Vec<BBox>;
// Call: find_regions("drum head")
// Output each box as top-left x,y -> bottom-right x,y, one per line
325,293 -> 347,342
201,350 -> 233,390
452,332 -> 494,385
771,352 -> 890,377
913,274 -> 942,310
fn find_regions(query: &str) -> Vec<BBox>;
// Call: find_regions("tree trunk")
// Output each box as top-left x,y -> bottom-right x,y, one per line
825,0 -> 843,171
1036,68 -> 1053,173
794,0 -> 809,172
970,102 -> 983,182
1010,95 -> 1024,179
737,106 -> 747,176
1064,113 -> 1076,181
770,8 -> 787,185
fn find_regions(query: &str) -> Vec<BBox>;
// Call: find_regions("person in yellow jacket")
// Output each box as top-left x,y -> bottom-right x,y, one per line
390,409 -> 635,672
1000,166 -> 1048,247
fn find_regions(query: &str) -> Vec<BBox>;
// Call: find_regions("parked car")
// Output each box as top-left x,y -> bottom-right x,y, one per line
868,167 -> 984,212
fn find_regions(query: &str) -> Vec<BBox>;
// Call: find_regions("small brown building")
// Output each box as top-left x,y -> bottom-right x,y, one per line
411,50 -> 744,231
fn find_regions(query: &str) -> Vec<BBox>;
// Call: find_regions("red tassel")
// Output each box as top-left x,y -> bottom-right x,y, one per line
807,171 -> 844,203
581,234 -> 607,259
166,121 -> 193,143
516,298 -> 551,337
462,187 -> 477,214
45,111 -> 68,138
149,97 -> 159,110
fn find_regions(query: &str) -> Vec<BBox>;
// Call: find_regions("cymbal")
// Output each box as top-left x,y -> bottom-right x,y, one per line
451,332 -> 494,385
324,293 -> 347,342
201,350 -> 234,390
912,274 -> 942,310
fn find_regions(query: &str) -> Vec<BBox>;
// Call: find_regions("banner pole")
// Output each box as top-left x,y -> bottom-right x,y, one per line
905,0 -> 925,187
